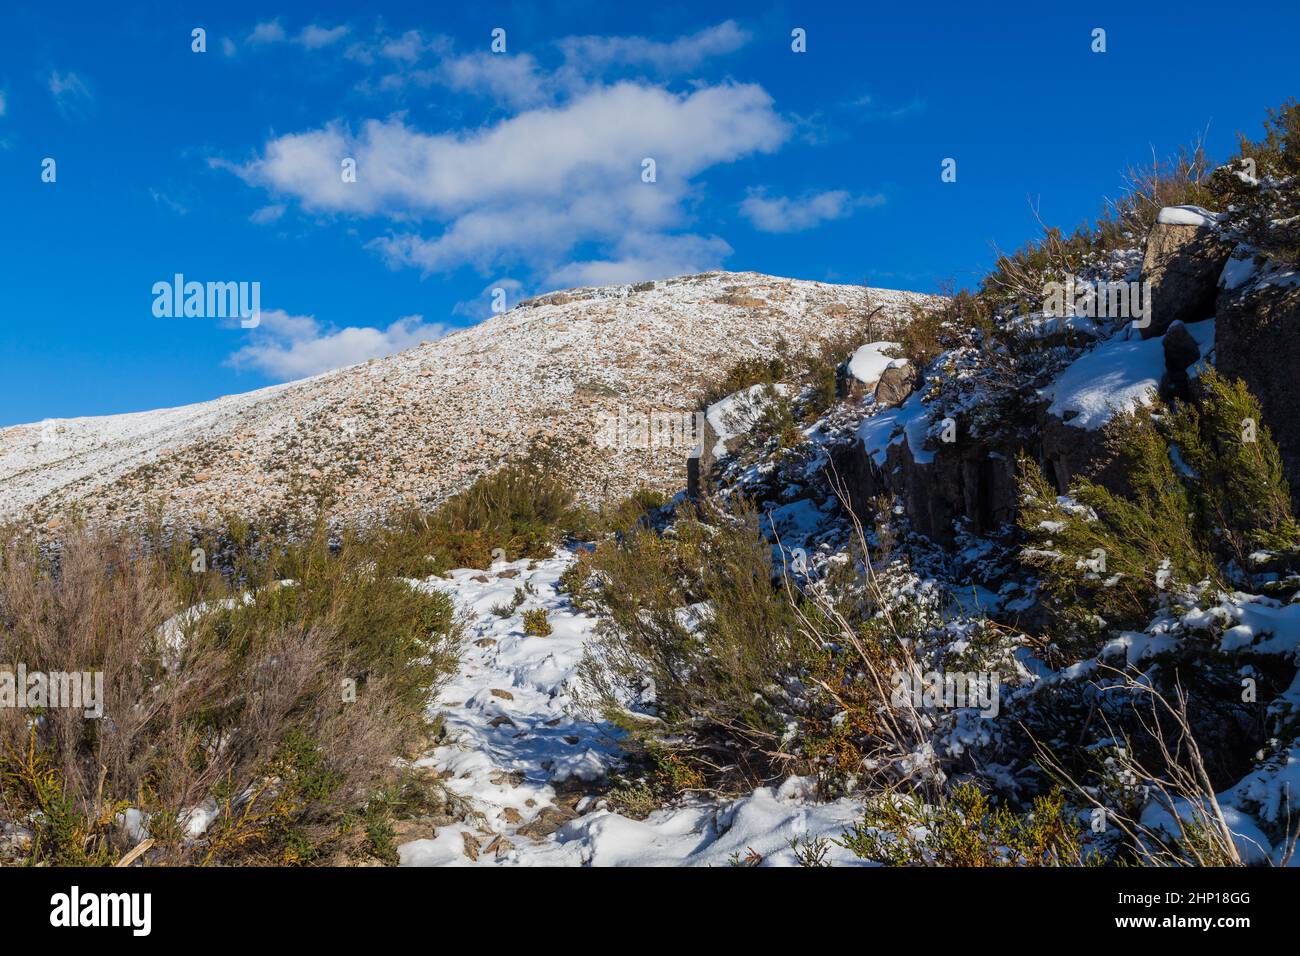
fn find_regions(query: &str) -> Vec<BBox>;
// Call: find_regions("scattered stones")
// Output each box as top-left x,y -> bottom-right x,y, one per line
461,831 -> 481,861
516,806 -> 578,842
488,770 -> 525,788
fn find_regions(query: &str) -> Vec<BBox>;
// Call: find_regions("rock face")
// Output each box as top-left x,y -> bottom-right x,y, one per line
1140,217 -> 1232,338
1216,263 -> 1300,502
1161,320 -> 1203,398
873,363 -> 919,408
837,401 -> 1132,545
835,432 -> 1021,544
1037,407 -> 1129,499
686,414 -> 721,499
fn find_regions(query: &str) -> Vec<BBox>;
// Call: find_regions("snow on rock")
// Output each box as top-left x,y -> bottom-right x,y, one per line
398,549 -> 871,867
1213,592 -> 1300,655
1156,205 -> 1222,228
857,388 -> 936,465
1041,320 -> 1215,431
1219,248 -> 1259,291
706,383 -> 790,457
847,342 -> 907,389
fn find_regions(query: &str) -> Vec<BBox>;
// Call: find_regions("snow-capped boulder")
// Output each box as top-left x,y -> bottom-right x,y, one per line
846,342 -> 903,387
838,342 -> 915,406
1139,207 -> 1232,338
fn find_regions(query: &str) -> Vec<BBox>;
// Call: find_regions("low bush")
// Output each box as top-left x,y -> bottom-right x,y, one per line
522,608 -> 552,637
838,784 -> 1094,866
373,455 -> 578,575
1019,369 -> 1298,651
0,518 -> 461,866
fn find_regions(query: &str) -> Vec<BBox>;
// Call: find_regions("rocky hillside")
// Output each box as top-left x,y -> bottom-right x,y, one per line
0,272 -> 928,534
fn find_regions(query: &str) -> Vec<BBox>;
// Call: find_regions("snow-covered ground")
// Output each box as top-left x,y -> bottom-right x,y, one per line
0,271 -> 930,533
398,551 -> 869,866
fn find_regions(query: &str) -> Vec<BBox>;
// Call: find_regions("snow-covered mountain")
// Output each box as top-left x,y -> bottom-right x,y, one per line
0,272 -> 928,533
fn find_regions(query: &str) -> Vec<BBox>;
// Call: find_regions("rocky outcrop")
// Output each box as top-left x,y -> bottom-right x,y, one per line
1139,212 -> 1232,338
1216,259 -> 1300,501
836,396 -> 1141,545
841,208 -> 1241,545
874,363 -> 919,408
834,431 -> 1020,544
1037,407 -> 1129,498
1161,320 -> 1203,399
686,415 -> 721,499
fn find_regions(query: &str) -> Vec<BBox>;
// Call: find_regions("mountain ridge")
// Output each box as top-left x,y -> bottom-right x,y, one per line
0,270 -> 929,532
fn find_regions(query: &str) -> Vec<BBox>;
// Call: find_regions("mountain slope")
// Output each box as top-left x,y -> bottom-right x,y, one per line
0,272 -> 927,532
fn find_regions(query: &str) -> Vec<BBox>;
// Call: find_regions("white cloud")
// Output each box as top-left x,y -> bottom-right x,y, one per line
234,81 -> 787,280
560,20 -> 750,73
230,21 -> 349,54
228,309 -> 447,380
740,189 -> 884,233
298,24 -> 349,49
851,95 -> 926,120
249,203 -> 286,225
380,29 -> 432,62
434,52 -> 549,109
247,20 -> 287,45
48,71 -> 91,116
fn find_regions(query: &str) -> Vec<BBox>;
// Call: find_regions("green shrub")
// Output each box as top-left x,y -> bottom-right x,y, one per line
1212,99 -> 1300,266
374,457 -> 577,575
522,608 -> 552,637
491,587 -> 526,618
571,487 -> 669,540
1019,370 -> 1298,651
838,783 -> 1094,866
577,501 -> 814,790
699,353 -> 788,408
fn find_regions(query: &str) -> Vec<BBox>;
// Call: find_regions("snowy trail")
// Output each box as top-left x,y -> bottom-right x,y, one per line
398,551 -> 870,867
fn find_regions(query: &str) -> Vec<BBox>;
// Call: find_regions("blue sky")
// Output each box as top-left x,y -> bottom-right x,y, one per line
1,0 -> 1297,425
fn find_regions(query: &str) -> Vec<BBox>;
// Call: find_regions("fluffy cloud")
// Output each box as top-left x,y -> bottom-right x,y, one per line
228,309 -> 447,380
373,21 -> 750,106
233,81 -> 787,279
740,188 -> 884,233
434,52 -> 549,109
